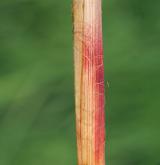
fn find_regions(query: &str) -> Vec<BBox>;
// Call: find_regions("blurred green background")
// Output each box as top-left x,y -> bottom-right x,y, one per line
0,0 -> 160,164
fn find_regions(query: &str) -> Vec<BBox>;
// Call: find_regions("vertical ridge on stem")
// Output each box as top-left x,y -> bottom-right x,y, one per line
73,0 -> 105,164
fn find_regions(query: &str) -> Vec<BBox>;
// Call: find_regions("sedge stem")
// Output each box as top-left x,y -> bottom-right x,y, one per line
73,0 -> 105,164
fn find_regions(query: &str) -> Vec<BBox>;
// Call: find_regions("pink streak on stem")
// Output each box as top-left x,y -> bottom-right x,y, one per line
83,0 -> 105,163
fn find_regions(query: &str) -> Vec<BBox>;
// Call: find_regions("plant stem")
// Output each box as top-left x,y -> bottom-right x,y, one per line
73,0 -> 105,164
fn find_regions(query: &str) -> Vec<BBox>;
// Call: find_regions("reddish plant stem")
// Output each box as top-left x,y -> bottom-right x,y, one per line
73,0 -> 105,164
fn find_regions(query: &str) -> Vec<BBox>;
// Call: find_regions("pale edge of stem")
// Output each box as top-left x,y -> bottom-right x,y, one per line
73,0 -> 105,164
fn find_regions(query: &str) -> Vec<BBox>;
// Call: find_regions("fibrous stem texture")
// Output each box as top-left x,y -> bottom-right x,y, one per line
73,0 -> 105,164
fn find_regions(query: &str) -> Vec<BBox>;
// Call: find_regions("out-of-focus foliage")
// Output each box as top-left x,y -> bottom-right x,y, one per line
0,0 -> 160,164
